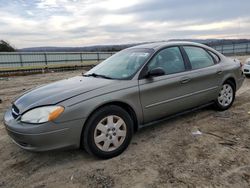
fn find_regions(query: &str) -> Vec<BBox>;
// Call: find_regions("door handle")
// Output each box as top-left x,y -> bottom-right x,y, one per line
180,77 -> 191,84
217,70 -> 223,75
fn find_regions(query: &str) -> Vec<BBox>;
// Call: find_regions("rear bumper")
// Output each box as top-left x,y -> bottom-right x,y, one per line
4,108 -> 86,151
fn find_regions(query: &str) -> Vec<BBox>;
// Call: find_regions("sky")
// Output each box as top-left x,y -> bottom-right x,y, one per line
0,0 -> 250,48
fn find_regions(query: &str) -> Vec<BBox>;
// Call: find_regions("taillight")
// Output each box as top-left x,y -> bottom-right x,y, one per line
240,62 -> 243,68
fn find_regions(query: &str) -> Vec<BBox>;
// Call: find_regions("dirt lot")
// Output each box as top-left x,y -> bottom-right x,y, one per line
0,56 -> 250,188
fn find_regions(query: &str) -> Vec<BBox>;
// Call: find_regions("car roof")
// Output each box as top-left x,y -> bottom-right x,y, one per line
129,41 -> 210,51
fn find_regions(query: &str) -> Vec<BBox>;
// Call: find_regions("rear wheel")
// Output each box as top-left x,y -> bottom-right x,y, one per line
82,105 -> 133,159
214,81 -> 235,111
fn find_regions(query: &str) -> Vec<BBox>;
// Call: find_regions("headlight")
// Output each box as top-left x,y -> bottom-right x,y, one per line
21,106 -> 64,124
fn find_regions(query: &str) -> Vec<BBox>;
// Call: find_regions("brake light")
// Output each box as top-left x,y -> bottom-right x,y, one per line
240,62 -> 243,68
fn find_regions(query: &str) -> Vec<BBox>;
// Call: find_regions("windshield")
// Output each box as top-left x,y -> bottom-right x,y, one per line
85,48 -> 153,79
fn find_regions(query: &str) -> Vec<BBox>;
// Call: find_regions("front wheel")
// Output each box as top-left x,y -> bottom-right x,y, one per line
82,105 -> 133,159
214,81 -> 235,111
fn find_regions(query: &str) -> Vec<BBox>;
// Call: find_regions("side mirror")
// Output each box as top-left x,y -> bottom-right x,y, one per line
146,67 -> 165,78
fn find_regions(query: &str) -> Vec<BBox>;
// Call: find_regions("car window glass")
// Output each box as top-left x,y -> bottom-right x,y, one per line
208,51 -> 220,63
87,49 -> 152,79
148,47 -> 185,75
184,46 -> 215,69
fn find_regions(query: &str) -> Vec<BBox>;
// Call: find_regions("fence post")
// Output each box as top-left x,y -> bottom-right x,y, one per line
246,43 -> 249,54
221,45 -> 224,54
80,53 -> 83,63
19,54 -> 23,67
97,52 -> 100,62
233,43 -> 235,55
44,53 -> 48,65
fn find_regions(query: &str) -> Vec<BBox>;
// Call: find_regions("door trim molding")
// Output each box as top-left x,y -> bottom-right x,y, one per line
145,86 -> 218,109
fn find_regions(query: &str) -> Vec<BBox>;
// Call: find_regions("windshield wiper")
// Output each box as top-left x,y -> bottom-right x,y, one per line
83,73 -> 112,79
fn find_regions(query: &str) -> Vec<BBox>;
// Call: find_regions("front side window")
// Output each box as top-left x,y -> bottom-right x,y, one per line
184,46 -> 215,70
147,47 -> 186,75
86,48 -> 153,79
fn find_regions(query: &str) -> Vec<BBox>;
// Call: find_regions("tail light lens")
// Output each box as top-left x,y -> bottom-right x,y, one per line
240,62 -> 243,68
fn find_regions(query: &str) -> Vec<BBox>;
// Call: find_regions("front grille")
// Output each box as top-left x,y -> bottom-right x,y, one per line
244,69 -> 249,72
11,105 -> 20,119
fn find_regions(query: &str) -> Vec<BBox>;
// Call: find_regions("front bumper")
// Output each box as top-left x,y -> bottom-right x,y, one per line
4,108 -> 85,151
243,65 -> 250,75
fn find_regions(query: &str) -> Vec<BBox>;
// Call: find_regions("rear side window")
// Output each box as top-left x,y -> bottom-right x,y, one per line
208,51 -> 220,63
184,46 -> 215,70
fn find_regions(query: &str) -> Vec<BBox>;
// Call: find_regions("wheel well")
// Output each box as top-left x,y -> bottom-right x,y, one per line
224,77 -> 236,90
85,102 -> 138,133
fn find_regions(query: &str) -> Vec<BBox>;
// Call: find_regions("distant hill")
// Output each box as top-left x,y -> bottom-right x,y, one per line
18,43 -> 145,52
18,39 -> 250,52
169,39 -> 250,46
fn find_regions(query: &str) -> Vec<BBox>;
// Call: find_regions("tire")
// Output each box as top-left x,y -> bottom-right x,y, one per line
214,80 -> 235,111
245,74 -> 250,78
82,105 -> 133,159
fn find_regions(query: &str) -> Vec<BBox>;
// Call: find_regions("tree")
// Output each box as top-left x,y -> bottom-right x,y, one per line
0,40 -> 16,52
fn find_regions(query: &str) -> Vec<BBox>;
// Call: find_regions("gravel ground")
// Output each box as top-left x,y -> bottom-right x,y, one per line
0,56 -> 250,188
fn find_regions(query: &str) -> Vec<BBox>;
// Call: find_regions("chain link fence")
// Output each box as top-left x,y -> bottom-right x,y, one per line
0,52 -> 115,69
209,42 -> 250,55
0,42 -> 250,74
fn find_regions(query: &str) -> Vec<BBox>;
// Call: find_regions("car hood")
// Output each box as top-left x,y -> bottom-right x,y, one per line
14,76 -> 115,114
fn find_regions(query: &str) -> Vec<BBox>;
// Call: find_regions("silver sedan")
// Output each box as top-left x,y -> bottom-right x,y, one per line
4,42 -> 245,158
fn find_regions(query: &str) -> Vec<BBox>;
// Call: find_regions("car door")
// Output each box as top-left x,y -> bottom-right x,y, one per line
139,46 -> 198,123
181,46 -> 223,107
